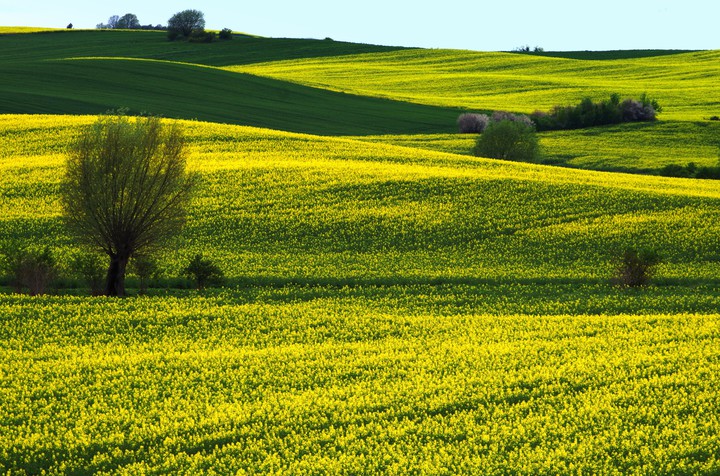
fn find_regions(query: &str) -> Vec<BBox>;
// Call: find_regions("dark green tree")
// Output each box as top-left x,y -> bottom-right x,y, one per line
473,120 -> 540,162
61,115 -> 196,297
116,13 -> 141,29
167,9 -> 205,39
182,254 -> 224,289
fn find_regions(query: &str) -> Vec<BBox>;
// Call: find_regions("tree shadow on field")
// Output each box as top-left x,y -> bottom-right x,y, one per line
224,275 -> 720,316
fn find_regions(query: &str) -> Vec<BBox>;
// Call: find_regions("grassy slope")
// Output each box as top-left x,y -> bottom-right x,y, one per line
0,30 -> 458,135
3,30 -> 720,474
528,49 -> 698,60
2,116 -> 720,474
355,120 -> 720,172
2,294 -> 718,475
0,29 -> 410,65
3,115 -> 720,288
234,49 -> 720,121
235,48 -> 720,172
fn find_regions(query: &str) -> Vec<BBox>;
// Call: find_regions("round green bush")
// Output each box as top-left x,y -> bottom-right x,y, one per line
473,120 -> 540,162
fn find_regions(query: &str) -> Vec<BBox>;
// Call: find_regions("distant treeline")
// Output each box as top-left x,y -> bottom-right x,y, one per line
96,13 -> 165,30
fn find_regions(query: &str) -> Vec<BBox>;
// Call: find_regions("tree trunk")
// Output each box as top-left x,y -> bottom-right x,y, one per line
105,253 -> 129,297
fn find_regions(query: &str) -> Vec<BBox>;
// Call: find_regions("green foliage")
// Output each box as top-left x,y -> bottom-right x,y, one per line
167,9 -> 206,39
531,93 -> 659,131
116,13 -> 140,30
182,254 -> 224,289
615,248 -> 661,287
219,28 -> 233,40
70,252 -> 106,296
131,255 -> 160,295
0,244 -> 56,295
62,115 -> 195,297
473,120 -> 540,162
188,29 -> 216,43
659,162 -> 720,179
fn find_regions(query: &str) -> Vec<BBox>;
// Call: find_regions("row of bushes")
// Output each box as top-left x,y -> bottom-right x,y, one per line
459,93 -> 662,134
457,111 -> 533,134
0,245 -> 662,295
531,93 -> 661,131
659,162 -> 720,180
0,247 -> 224,296
168,28 -> 233,42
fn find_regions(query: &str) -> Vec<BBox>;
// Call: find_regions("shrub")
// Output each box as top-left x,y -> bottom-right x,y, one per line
132,255 -> 159,295
219,28 -> 233,40
1,245 -> 56,295
182,254 -> 224,289
188,29 -> 216,43
490,111 -> 534,127
457,113 -> 490,133
531,93 -> 660,131
659,162 -> 720,180
696,165 -> 720,179
621,99 -> 656,122
473,120 -> 540,162
70,253 -> 105,296
615,248 -> 660,287
167,29 -> 180,41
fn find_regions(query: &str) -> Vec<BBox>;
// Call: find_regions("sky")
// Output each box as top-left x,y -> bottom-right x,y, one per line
2,0 -> 718,52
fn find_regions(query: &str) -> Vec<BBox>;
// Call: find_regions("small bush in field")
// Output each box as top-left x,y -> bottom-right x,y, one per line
132,255 -> 159,295
219,28 -> 233,40
188,29 -> 216,43
621,98 -> 657,122
615,248 -> 660,287
1,245 -> 56,295
490,111 -> 534,127
457,113 -> 490,133
182,254 -> 224,289
473,120 -> 540,162
71,253 -> 106,296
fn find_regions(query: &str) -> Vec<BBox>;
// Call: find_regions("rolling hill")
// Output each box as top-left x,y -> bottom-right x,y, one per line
233,48 -> 720,121
2,28 -> 720,475
0,30 -> 458,135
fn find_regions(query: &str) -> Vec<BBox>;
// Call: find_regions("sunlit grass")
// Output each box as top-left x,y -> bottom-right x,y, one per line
2,115 -> 720,286
232,49 -> 720,122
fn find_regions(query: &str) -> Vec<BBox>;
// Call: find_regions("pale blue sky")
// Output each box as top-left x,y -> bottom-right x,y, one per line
2,0 -> 717,51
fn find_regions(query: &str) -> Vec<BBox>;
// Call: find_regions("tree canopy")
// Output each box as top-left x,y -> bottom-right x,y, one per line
168,9 -> 205,38
61,115 -> 196,297
116,13 -> 140,29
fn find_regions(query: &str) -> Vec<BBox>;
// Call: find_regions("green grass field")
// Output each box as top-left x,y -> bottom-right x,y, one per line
1,28 -> 720,474
0,30 -> 457,135
233,49 -> 720,122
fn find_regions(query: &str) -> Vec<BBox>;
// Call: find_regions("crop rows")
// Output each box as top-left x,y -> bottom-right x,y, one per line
355,119 -> 720,174
2,115 -> 720,287
1,291 -> 719,475
2,114 -> 720,474
233,49 -> 720,121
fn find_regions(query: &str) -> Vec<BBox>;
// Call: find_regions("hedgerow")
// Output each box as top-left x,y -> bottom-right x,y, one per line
530,93 -> 662,131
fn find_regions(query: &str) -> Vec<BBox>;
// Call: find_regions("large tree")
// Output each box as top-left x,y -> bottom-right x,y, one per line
61,115 -> 196,297
109,15 -> 120,29
167,9 -> 205,38
116,13 -> 141,29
